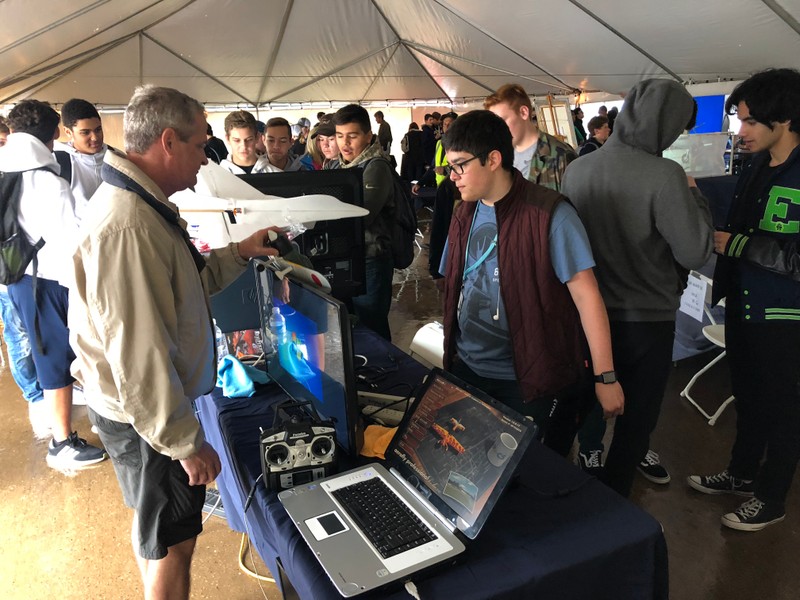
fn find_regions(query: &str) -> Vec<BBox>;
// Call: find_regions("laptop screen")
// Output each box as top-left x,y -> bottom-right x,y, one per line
255,262 -> 362,456
386,369 -> 536,539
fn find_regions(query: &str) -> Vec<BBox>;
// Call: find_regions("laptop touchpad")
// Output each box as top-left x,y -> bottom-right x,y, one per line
306,511 -> 350,541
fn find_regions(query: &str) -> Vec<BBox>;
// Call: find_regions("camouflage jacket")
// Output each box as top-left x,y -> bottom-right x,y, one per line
525,130 -> 578,192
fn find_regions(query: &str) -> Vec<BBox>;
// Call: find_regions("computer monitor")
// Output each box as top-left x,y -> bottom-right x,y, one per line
209,260 -> 260,333
238,170 -> 366,300
254,261 -> 363,457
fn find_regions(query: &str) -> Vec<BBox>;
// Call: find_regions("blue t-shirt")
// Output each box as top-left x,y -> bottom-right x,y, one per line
440,201 -> 594,380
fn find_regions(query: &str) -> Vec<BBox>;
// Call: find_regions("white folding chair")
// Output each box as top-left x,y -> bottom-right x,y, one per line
679,271 -> 735,425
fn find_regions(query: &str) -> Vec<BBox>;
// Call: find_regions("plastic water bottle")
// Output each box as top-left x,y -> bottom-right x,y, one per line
214,321 -> 229,362
268,307 -> 287,351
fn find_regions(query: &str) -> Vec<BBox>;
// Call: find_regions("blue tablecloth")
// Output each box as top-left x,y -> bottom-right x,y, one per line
196,329 -> 668,599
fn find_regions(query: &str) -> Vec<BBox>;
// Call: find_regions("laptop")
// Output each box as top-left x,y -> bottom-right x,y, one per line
279,368 -> 537,597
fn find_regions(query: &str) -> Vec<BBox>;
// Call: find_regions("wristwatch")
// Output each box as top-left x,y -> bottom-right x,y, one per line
594,371 -> 617,384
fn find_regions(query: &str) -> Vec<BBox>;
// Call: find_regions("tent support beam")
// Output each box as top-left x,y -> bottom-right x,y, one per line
401,43 -> 454,101
432,0 -> 573,91
0,34 -> 136,89
404,41 -> 567,93
138,32 -> 144,86
0,35 -> 134,105
0,0 -> 177,90
406,43 -> 491,97
761,0 -> 800,35
142,33 -> 256,106
360,43 -> 401,103
0,0 -> 113,56
372,0 -> 453,101
256,0 -> 295,109
565,0 -> 682,82
263,44 -> 396,103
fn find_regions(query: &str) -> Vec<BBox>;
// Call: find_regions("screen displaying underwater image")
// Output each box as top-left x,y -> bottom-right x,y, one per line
258,268 -> 357,454
271,284 -> 328,400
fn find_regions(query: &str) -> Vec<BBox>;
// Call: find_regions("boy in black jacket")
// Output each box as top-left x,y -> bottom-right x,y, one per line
688,68 -> 800,532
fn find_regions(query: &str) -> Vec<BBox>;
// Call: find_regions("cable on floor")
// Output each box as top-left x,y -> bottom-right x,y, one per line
239,532 -> 275,583
202,491 -> 222,525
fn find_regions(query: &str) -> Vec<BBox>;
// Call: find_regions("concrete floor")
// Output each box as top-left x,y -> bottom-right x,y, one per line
1,221 -> 797,599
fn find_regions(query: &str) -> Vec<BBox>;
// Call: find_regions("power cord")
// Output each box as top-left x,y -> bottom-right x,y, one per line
361,381 -> 418,425
244,473 -> 264,513
239,473 -> 276,594
201,490 -> 222,525
239,530 -> 276,585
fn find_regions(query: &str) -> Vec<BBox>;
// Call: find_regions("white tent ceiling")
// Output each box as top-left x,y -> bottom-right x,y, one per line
1,0 -> 799,108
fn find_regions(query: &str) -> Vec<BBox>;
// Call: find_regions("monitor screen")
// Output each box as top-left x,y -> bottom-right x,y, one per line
238,170 -> 366,300
254,261 -> 363,456
387,369 -> 537,539
209,260 -> 260,333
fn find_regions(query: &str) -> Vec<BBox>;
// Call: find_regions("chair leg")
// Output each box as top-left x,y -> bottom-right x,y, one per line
680,350 -> 733,426
708,395 -> 735,426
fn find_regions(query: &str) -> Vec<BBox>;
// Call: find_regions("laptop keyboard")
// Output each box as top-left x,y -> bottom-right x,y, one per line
332,477 -> 437,559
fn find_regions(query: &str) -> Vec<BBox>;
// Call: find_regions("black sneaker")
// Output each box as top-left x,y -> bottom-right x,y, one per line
721,498 -> 785,531
46,432 -> 107,471
637,450 -> 671,484
687,470 -> 754,496
578,450 -> 603,477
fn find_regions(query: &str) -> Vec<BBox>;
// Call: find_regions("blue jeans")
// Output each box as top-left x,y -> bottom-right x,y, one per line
0,287 -> 43,402
352,255 -> 394,341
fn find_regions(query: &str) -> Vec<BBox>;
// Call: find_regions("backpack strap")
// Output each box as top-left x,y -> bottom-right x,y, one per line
53,150 -> 72,185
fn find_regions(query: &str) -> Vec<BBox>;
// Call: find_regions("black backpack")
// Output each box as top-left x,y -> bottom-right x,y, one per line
0,170 -> 45,285
366,157 -> 417,270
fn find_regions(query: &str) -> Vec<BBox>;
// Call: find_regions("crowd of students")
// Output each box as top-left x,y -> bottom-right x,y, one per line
1,67 -> 799,599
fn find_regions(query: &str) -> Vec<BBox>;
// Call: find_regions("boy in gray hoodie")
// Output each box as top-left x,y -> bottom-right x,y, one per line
562,79 -> 714,497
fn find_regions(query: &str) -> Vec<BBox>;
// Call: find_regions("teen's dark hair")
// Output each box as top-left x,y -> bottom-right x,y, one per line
61,98 -> 100,128
266,117 -> 292,138
374,110 -> 384,119
442,110 -> 513,171
0,116 -> 9,135
333,104 -> 371,134
587,115 -> 608,136
7,99 -> 60,145
726,68 -> 800,133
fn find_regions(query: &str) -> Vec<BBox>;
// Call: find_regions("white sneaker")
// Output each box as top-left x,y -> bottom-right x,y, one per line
28,400 -> 51,441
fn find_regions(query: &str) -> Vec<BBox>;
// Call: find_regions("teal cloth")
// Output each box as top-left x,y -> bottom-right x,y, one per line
216,355 -> 269,398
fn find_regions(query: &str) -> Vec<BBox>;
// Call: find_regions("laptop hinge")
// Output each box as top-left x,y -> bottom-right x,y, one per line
389,467 -> 457,534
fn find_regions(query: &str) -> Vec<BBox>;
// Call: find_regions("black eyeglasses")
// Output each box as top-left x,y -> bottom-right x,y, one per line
443,154 -> 483,176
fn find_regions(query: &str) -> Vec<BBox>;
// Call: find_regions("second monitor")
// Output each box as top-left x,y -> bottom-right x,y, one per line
255,262 -> 363,457
238,170 -> 366,300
